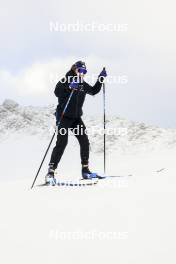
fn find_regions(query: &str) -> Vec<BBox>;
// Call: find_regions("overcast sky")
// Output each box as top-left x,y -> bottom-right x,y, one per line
0,0 -> 176,128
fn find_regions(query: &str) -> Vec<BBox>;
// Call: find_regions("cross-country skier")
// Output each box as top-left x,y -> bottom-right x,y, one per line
45,61 -> 107,185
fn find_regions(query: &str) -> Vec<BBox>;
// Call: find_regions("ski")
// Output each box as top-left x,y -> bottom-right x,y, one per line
36,174 -> 132,188
37,178 -> 98,187
105,174 -> 133,178
92,174 -> 133,179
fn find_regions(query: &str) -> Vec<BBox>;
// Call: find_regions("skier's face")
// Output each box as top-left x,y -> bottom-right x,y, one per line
75,68 -> 87,78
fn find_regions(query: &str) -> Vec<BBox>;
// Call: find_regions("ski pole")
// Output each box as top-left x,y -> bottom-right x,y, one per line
31,90 -> 74,189
103,78 -> 106,175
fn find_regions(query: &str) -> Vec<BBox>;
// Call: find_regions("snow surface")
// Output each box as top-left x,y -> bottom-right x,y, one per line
0,99 -> 176,264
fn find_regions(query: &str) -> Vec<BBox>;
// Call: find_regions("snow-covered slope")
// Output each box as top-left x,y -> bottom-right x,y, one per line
0,99 -> 176,264
1,99 -> 176,154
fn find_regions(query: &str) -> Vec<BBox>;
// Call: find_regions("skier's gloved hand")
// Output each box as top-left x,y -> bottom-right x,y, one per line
99,68 -> 107,78
69,80 -> 79,90
98,68 -> 107,83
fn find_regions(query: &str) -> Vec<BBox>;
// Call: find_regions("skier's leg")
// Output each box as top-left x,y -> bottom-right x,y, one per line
71,117 -> 90,166
49,117 -> 72,169
71,118 -> 103,179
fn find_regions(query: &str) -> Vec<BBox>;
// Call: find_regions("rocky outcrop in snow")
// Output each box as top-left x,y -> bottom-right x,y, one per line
0,99 -> 176,154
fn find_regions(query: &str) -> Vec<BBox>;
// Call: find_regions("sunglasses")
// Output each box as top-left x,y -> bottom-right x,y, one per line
77,68 -> 87,74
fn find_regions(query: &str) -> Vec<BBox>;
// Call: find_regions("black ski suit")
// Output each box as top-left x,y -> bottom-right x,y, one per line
49,70 -> 103,169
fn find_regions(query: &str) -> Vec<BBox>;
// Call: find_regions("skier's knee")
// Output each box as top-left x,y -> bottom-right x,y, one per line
82,135 -> 89,146
56,134 -> 68,147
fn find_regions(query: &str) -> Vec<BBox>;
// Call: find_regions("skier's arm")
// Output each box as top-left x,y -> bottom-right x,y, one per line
84,68 -> 107,96
54,80 -> 69,97
83,80 -> 103,95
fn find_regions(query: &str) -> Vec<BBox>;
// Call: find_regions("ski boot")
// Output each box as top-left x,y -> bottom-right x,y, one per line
45,165 -> 57,186
82,165 -> 104,180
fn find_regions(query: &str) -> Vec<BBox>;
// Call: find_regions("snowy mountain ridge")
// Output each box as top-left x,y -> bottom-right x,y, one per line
1,99 -> 176,154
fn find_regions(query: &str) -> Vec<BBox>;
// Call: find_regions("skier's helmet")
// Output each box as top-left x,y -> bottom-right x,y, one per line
75,61 -> 86,69
72,61 -> 87,74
